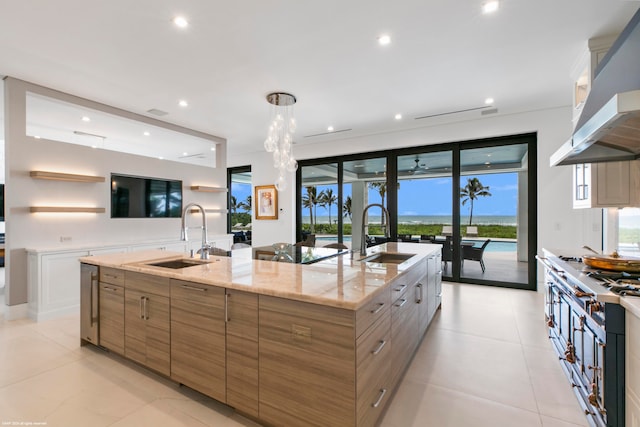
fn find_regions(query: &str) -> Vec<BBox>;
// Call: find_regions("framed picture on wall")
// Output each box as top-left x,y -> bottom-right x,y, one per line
255,185 -> 278,220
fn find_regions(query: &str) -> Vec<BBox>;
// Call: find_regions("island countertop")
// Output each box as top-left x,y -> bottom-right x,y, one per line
79,242 -> 441,310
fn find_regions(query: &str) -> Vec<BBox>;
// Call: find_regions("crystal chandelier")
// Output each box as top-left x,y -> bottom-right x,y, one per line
264,92 -> 298,191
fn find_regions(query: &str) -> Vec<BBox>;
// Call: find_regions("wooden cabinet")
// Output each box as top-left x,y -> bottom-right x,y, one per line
426,253 -> 441,324
573,160 -> 640,208
99,267 -> 125,355
226,289 -> 259,418
259,295 -> 356,427
389,280 -> 418,390
170,279 -> 226,401
357,313 -> 392,427
124,271 -> 171,376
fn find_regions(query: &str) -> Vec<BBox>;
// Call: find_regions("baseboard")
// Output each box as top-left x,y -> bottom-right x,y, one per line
3,302 -> 29,320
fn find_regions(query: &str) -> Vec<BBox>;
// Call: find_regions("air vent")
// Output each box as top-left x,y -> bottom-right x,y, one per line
304,128 -> 352,138
73,130 -> 106,139
481,108 -> 499,115
415,105 -> 493,120
179,153 -> 207,159
147,108 -> 168,116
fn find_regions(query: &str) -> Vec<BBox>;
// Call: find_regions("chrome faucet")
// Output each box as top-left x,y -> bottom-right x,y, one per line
181,203 -> 209,259
360,203 -> 390,255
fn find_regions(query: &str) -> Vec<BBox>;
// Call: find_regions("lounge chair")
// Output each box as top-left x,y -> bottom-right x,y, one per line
466,226 -> 478,237
323,243 -> 349,249
441,225 -> 453,236
232,222 -> 244,230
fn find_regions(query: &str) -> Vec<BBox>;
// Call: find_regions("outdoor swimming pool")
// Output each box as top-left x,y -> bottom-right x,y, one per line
316,236 -> 517,252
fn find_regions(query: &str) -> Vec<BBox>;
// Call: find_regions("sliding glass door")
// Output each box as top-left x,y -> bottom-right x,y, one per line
458,143 -> 530,286
297,133 -> 537,290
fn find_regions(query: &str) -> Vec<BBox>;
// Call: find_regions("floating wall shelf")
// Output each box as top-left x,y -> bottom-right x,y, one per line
30,171 -> 105,183
189,186 -> 227,193
30,207 -> 106,213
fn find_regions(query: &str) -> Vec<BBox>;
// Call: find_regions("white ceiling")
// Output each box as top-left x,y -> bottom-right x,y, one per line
1,0 -> 639,159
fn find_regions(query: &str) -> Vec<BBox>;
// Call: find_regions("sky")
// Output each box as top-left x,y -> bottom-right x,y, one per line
231,172 -> 518,218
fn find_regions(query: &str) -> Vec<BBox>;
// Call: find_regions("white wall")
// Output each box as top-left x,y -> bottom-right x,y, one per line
229,106 -> 604,277
249,152 -> 296,247
4,78 -> 227,307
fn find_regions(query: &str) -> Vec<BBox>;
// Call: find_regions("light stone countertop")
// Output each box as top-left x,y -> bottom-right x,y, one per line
79,242 -> 441,310
621,297 -> 640,319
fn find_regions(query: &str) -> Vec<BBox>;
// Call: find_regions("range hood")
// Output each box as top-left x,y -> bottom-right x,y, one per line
551,8 -> 640,166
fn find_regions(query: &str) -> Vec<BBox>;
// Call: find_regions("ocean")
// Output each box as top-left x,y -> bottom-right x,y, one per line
303,215 -> 517,226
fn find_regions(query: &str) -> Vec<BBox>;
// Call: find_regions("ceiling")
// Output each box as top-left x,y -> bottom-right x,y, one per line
1,0 -> 639,160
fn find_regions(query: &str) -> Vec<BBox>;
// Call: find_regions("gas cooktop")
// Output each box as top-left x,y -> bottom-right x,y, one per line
558,255 -> 640,297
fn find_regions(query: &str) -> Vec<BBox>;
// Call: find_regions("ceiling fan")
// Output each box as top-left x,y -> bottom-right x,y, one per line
408,158 -> 429,175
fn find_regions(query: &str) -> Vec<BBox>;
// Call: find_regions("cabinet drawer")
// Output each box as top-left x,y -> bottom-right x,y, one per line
125,271 -> 170,297
100,267 -> 125,286
356,287 -> 390,338
356,313 -> 391,426
171,279 -> 224,306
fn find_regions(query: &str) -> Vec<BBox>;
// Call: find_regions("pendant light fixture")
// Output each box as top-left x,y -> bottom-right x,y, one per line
264,92 -> 298,191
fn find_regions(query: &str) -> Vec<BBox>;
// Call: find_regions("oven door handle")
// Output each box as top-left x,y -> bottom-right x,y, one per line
536,255 -> 556,271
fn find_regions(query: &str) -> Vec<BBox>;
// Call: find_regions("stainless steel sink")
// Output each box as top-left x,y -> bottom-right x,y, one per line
359,252 -> 414,264
146,259 -> 211,269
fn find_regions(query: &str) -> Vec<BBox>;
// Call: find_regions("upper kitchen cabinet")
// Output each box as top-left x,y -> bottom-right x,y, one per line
573,160 -> 640,209
571,34 -> 617,129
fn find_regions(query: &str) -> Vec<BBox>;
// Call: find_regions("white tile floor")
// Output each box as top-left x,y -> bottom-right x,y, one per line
0,283 -> 588,427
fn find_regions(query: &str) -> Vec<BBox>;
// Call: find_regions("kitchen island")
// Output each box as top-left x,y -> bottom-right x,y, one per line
79,242 -> 442,427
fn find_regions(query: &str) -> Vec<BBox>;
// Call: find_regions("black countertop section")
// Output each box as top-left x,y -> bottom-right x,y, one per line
249,244 -> 349,264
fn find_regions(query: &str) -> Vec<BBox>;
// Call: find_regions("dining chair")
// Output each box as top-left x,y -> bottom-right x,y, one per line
461,239 -> 491,272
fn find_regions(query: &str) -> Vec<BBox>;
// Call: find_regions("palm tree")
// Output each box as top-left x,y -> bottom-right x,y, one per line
229,195 -> 238,216
320,188 -> 337,225
302,186 -> 318,232
238,195 -> 252,213
368,181 -> 387,227
460,177 -> 492,226
343,196 -> 352,220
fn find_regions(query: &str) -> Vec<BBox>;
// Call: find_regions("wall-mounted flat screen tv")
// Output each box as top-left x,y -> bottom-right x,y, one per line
111,174 -> 182,218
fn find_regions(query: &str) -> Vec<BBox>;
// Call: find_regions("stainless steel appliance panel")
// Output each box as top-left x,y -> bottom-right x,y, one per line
80,263 -> 99,344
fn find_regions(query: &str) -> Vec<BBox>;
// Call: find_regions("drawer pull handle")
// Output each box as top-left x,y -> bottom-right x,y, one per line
180,284 -> 207,292
395,298 -> 407,308
372,340 -> 387,356
415,283 -> 423,304
371,303 -> 385,314
394,284 -> 407,293
102,286 -> 118,292
372,388 -> 387,408
104,274 -> 118,279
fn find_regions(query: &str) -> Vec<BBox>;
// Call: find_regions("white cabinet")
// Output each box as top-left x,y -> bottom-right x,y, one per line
573,160 -> 640,208
26,237 -> 232,321
627,311 -> 640,426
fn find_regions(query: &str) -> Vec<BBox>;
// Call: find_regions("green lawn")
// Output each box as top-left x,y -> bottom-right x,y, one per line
302,223 -> 517,239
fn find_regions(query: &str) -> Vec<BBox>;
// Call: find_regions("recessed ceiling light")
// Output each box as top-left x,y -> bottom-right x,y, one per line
158,156 -> 164,160
482,1 -> 499,14
183,152 -> 188,156
178,100 -> 188,107
143,131 -> 150,136
327,126 -> 334,132
485,161 -> 491,165
34,135 -> 41,139
81,116 -> 91,122
210,147 -> 216,151
173,16 -> 189,28
395,113 -> 402,120
485,97 -> 494,105
378,34 -> 391,46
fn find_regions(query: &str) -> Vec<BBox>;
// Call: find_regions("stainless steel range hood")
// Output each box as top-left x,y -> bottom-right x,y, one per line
551,8 -> 640,167
550,90 -> 640,166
